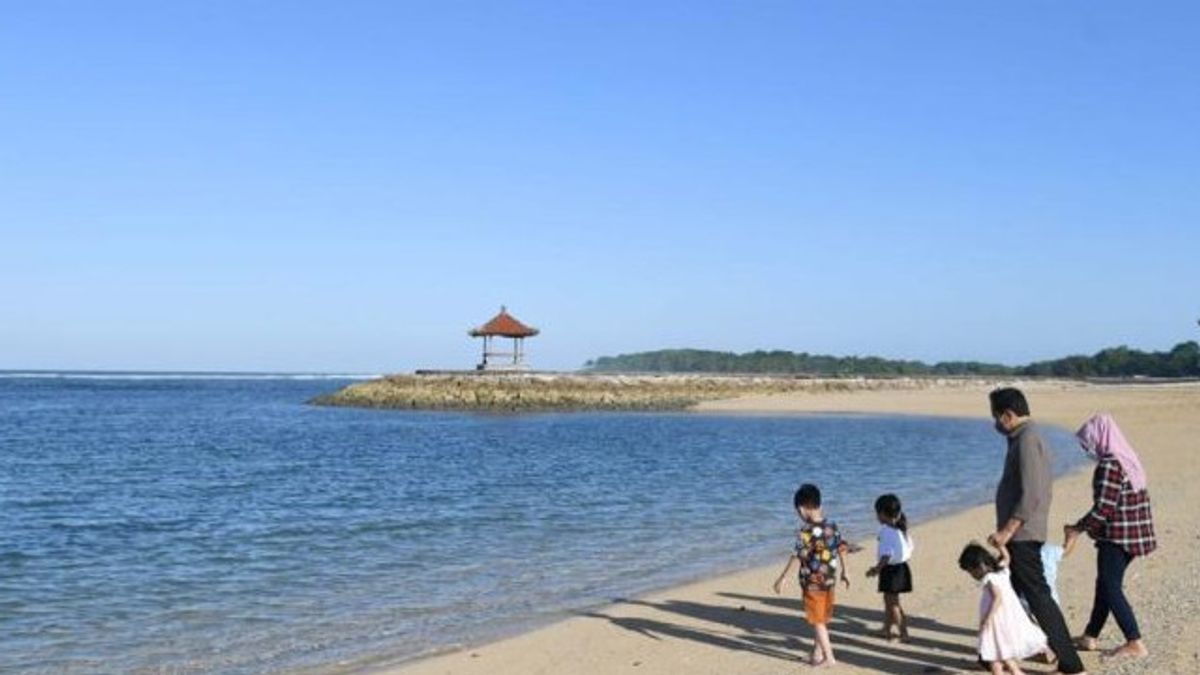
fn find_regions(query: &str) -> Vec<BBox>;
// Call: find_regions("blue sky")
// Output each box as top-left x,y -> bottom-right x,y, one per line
2,1 -> 1198,372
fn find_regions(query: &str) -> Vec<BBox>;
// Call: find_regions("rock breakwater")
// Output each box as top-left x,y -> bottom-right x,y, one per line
311,373 -> 1019,412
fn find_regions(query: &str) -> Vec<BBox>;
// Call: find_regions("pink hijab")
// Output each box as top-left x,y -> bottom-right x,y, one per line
1075,413 -> 1148,492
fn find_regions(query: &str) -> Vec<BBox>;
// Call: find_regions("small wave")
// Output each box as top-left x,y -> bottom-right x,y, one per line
0,550 -> 35,563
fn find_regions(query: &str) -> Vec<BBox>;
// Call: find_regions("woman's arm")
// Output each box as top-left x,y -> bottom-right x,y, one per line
1076,459 -> 1124,533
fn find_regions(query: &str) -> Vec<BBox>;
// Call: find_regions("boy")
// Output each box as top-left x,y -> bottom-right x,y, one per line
773,483 -> 850,667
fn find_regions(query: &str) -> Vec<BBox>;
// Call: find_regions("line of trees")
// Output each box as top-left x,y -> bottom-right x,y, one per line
583,342 -> 1200,378
1020,342 -> 1200,378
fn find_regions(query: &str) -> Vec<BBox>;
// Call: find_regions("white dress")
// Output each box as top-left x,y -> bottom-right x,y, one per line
978,567 -> 1048,662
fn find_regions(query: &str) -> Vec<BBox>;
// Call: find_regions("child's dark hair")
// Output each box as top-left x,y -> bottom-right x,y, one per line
793,483 -> 821,509
989,387 -> 1030,418
958,542 -> 1002,573
874,493 -> 907,533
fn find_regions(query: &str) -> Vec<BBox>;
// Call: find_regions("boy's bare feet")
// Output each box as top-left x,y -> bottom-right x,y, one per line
1103,640 -> 1149,660
1072,635 -> 1100,651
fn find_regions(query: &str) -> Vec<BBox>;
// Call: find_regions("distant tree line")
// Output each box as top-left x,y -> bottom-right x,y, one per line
583,342 -> 1200,378
1019,341 -> 1200,378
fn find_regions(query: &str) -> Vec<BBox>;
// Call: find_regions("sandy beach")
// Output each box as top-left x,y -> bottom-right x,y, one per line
381,381 -> 1200,675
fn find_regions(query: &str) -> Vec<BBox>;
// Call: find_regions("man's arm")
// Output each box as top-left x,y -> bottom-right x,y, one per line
993,433 -> 1048,546
1012,433 -> 1049,525
990,517 -> 1024,547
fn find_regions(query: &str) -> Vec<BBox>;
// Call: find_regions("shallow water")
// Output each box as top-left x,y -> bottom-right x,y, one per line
0,375 -> 1083,673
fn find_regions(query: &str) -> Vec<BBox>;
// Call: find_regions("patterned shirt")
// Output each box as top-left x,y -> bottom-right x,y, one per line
1075,457 -> 1157,557
795,519 -> 847,591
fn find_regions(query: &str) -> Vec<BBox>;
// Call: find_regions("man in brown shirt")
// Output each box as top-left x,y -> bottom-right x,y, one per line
988,387 -> 1086,674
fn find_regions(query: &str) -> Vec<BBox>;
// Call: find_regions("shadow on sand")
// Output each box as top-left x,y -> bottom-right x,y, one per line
581,591 -> 1049,674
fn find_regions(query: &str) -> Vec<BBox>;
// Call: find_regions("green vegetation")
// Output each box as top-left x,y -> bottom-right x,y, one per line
584,342 -> 1200,378
1020,341 -> 1200,378
583,349 -> 1011,376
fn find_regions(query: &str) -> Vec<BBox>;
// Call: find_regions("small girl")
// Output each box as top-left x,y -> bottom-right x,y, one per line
958,542 -> 1048,675
864,493 -> 913,641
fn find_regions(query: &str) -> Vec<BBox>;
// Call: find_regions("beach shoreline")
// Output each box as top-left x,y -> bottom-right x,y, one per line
377,381 -> 1200,675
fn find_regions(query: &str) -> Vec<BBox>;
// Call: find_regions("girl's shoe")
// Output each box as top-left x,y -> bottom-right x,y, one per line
1072,635 -> 1100,651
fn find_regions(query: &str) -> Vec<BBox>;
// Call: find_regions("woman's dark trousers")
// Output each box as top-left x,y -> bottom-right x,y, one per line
1085,541 -> 1141,641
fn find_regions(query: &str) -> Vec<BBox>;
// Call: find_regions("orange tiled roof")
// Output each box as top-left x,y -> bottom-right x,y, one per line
469,306 -> 540,338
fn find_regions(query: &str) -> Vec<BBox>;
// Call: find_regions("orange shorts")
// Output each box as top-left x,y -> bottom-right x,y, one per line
803,588 -> 835,625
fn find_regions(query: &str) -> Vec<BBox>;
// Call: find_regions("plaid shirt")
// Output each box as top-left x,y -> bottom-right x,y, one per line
1075,457 -> 1157,557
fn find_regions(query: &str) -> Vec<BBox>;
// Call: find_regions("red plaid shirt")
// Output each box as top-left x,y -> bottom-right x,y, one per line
1075,457 -> 1157,557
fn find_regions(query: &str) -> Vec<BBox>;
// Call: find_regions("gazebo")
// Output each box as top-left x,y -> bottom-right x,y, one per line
469,306 -> 540,371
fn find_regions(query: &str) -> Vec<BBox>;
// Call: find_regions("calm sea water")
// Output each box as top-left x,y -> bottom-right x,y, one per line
0,375 -> 1084,674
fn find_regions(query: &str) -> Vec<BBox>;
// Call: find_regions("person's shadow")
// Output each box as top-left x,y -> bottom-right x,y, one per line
581,590 -> 1035,674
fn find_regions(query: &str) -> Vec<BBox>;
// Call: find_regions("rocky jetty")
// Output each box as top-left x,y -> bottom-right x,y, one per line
311,373 -> 1012,412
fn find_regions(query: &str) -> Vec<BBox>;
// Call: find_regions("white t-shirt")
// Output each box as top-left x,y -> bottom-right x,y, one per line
876,524 -> 913,564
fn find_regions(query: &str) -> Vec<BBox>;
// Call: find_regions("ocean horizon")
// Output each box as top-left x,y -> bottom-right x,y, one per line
0,375 -> 1084,673
0,370 -> 381,380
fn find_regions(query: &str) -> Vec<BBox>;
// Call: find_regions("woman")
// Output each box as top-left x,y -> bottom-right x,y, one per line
1064,413 -> 1156,661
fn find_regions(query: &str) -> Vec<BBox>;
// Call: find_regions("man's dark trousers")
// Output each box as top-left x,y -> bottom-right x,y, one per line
1008,541 -> 1085,673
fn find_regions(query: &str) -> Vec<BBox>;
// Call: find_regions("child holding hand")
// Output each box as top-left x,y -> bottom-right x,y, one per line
958,542 -> 1048,675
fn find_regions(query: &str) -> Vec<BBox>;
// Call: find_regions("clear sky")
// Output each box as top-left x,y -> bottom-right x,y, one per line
3,1 -> 1198,372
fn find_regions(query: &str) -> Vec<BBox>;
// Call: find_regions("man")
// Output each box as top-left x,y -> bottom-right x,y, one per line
988,387 -> 1087,675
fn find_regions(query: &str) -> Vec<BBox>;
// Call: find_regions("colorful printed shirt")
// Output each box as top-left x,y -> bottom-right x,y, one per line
794,519 -> 847,591
1075,457 -> 1157,557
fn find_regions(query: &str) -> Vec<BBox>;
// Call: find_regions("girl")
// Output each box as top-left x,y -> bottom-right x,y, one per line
1064,412 -> 1156,661
864,493 -> 912,641
958,542 -> 1048,675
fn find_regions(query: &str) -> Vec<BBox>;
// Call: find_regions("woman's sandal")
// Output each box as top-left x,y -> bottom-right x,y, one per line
1073,635 -> 1100,651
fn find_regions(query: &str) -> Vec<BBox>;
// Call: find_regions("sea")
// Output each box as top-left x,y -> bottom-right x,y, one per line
0,373 -> 1085,673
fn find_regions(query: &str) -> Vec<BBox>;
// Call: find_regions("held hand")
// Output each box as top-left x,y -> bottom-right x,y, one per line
865,566 -> 879,578
987,530 -> 1011,549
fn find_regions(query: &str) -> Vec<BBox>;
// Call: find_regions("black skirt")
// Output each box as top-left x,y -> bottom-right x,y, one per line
877,562 -> 913,594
